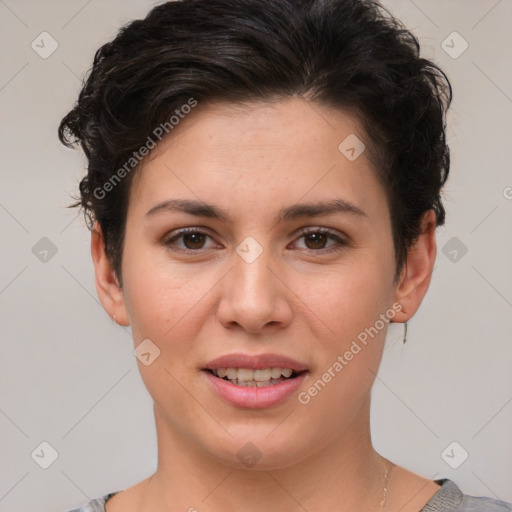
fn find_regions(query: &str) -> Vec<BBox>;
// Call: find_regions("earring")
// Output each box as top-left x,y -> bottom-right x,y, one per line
402,322 -> 408,344
113,313 -> 118,324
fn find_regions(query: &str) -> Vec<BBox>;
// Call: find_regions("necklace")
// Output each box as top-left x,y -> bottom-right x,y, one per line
380,460 -> 395,508
140,460 -> 395,510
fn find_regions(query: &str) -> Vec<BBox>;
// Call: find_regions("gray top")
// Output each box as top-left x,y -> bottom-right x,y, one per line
67,479 -> 512,512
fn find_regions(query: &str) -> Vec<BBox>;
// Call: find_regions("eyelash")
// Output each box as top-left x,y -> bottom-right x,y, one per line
163,227 -> 348,255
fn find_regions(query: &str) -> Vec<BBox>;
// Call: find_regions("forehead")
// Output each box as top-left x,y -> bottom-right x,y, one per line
152,97 -> 370,161
128,97 -> 388,223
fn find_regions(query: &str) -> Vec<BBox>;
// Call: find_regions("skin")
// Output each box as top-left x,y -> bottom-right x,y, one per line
92,97 -> 440,511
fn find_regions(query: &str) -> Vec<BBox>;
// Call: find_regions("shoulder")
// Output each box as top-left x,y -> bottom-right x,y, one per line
421,479 -> 512,512
458,495 -> 512,512
65,491 -> 119,512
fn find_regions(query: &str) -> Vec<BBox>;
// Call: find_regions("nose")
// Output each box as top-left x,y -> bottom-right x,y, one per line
216,247 -> 293,334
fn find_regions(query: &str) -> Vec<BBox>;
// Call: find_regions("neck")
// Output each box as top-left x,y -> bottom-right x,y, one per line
141,396 -> 392,512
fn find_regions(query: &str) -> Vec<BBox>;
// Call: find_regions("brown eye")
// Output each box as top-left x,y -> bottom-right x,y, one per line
182,232 -> 207,249
164,228 -> 217,252
292,228 -> 348,254
304,232 -> 328,250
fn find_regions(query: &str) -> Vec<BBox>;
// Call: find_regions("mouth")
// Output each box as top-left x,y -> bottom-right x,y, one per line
204,367 -> 306,387
202,353 -> 309,408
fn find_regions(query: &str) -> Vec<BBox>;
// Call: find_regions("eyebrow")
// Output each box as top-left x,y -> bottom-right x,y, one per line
145,198 -> 367,223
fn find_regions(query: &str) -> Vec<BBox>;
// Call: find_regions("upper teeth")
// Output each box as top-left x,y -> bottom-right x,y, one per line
213,367 -> 294,381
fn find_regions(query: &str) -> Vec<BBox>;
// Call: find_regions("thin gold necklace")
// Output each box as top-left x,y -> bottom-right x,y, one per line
140,461 -> 395,510
381,460 -> 395,508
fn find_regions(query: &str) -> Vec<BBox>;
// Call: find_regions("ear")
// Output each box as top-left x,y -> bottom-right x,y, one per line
90,222 -> 130,326
392,210 -> 437,322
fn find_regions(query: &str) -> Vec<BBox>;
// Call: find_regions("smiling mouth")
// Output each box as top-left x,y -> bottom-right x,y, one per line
205,367 -> 305,387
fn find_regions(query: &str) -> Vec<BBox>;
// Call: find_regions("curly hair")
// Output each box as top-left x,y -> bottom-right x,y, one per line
58,0 -> 452,285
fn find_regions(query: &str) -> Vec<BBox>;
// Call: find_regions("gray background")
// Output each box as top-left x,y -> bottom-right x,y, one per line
0,1 -> 511,511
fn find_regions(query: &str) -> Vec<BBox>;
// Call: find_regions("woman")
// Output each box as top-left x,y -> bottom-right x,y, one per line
59,0 -> 511,510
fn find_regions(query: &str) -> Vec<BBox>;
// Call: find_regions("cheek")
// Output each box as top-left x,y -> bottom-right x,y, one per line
296,274 -> 390,427
299,256 -> 394,343
121,246 -> 205,345
121,255 -> 210,422
293,255 -> 393,404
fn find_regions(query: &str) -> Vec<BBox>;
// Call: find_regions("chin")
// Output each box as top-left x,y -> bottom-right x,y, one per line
202,427 -> 317,471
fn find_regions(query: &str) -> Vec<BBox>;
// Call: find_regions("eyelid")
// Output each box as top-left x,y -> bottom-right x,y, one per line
293,226 -> 346,239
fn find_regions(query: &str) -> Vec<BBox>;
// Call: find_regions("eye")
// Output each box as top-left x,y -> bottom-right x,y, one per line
163,227 -> 348,255
292,227 -> 348,253
163,228 -> 218,252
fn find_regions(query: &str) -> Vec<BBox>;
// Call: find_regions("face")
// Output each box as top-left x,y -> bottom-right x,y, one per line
96,97 -> 430,469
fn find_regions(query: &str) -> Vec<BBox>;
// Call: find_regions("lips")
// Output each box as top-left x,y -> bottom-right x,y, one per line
202,353 -> 308,408
204,353 -> 308,372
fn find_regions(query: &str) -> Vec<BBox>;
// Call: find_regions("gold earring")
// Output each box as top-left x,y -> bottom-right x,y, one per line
402,322 -> 408,343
